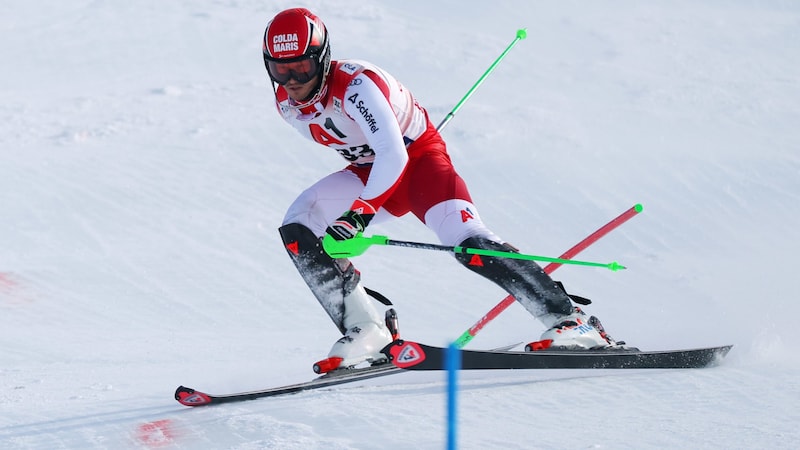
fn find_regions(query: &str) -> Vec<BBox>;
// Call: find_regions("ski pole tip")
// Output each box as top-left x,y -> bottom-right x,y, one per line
634,203 -> 644,213
516,28 -> 528,40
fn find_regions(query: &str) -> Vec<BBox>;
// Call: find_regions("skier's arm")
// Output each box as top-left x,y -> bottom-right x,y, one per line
343,71 -> 409,210
326,71 -> 410,241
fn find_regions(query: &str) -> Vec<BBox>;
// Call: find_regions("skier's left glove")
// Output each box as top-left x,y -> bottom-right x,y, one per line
325,198 -> 376,241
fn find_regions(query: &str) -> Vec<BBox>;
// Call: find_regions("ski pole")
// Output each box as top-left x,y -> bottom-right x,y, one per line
322,234 -> 625,271
436,29 -> 527,133
452,203 -> 644,348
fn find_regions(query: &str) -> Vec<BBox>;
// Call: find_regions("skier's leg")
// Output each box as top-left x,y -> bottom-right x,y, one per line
425,200 -> 621,349
423,198 -> 571,320
405,145 -> 622,349
280,171 -> 393,367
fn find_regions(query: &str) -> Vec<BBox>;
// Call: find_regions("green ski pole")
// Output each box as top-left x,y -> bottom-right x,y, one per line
322,234 -> 625,272
436,29 -> 527,132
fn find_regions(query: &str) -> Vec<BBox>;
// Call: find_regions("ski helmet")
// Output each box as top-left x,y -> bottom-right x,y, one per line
263,8 -> 331,106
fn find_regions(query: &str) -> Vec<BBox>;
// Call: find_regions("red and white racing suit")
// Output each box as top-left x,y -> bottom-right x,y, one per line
278,59 -> 499,246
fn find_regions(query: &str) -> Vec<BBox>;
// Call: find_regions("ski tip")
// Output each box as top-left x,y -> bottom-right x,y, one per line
175,385 -> 213,407
716,344 -> 734,358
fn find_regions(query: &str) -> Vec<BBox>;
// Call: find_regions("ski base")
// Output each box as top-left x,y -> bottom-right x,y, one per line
175,362 -> 401,407
383,340 -> 733,370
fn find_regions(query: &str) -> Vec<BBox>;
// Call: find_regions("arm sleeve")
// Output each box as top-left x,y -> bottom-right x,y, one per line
343,71 -> 409,209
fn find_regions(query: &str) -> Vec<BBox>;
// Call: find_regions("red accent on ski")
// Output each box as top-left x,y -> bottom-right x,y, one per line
468,254 -> 483,266
313,356 -> 344,374
525,339 -> 553,352
176,388 -> 213,406
286,241 -> 299,255
388,341 -> 426,369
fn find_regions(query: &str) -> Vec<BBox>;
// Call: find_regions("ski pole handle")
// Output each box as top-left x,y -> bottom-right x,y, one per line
322,234 -> 388,258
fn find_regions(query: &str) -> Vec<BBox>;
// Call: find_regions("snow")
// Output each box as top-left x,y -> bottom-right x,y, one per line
1,0 -> 799,448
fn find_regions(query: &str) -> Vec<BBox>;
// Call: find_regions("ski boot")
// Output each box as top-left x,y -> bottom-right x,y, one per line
278,223 -> 399,374
526,307 -> 625,351
312,281 -> 398,373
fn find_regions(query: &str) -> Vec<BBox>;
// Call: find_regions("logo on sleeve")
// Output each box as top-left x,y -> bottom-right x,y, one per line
347,93 -> 380,133
339,63 -> 359,75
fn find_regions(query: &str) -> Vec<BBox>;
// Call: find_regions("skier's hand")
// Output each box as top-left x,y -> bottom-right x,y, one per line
326,199 -> 376,241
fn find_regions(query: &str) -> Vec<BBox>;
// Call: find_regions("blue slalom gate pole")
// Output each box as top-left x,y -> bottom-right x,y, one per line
446,342 -> 461,450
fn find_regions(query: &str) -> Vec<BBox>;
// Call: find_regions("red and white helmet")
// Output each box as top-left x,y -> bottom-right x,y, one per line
263,8 -> 331,107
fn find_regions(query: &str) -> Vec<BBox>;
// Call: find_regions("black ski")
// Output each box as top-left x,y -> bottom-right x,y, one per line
174,342 -> 523,406
175,363 -> 402,407
383,340 -> 733,370
174,342 -> 731,406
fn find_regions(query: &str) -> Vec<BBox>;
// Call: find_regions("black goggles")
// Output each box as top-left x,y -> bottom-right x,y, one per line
265,55 -> 319,85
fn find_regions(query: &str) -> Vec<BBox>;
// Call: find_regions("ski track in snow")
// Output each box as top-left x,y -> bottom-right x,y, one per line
2,0 -> 800,448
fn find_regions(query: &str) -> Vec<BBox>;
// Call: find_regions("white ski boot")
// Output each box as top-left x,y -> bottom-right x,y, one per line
527,307 -> 624,351
313,284 -> 395,373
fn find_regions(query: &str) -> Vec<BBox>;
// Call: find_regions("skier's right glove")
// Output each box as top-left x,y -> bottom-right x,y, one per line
325,198 -> 376,241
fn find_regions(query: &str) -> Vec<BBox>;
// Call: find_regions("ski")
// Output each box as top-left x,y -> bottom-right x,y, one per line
174,341 -> 523,407
175,363 -> 402,407
174,342 -> 732,406
383,340 -> 733,370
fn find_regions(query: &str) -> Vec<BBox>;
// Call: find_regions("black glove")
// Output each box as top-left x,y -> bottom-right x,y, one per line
325,199 -> 376,241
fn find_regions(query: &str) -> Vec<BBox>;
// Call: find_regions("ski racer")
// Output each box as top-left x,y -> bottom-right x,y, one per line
262,7 -> 624,371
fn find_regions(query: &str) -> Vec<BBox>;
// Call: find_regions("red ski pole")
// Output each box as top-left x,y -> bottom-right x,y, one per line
453,204 -> 644,348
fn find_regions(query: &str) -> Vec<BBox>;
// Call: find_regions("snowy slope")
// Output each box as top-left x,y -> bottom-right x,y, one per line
1,0 -> 799,448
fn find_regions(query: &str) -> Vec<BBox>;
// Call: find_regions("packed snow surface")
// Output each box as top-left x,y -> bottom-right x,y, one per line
1,1 -> 799,448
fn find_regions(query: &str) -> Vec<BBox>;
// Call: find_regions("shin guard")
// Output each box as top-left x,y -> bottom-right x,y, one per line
279,223 -> 361,334
454,236 -> 574,321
